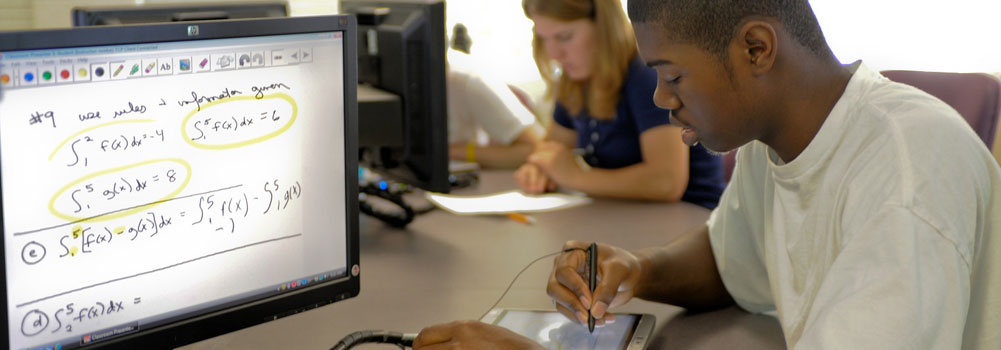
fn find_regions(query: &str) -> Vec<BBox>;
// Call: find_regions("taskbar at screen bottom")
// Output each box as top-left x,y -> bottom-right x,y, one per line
20,268 -> 348,350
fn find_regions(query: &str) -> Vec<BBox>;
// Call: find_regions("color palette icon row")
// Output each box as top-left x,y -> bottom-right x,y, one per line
0,65 -> 91,87
1,47 -> 312,89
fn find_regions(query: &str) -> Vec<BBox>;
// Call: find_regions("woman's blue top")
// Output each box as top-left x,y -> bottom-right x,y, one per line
552,57 -> 725,209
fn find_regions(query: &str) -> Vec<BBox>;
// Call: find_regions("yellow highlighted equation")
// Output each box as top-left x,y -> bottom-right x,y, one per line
48,158 -> 192,222
48,119 -> 155,161
181,92 -> 298,150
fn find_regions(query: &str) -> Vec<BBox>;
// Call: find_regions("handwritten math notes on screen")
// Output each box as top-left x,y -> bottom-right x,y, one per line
1,32 -> 348,349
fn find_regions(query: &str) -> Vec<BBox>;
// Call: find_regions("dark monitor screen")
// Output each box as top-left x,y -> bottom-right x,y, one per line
341,0 -> 449,193
72,1 -> 289,26
0,15 -> 359,349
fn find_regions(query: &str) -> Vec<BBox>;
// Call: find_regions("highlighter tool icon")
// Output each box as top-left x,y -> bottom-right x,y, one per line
129,64 -> 140,76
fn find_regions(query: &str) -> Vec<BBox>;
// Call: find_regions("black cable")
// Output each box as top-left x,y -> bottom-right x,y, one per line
359,183 -> 415,227
448,172 -> 479,189
479,247 -> 586,320
329,330 -> 417,350
413,203 -> 437,215
331,248 -> 588,349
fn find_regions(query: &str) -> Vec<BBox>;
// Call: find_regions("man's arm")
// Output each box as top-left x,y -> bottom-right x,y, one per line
548,224 -> 734,326
632,224 -> 735,310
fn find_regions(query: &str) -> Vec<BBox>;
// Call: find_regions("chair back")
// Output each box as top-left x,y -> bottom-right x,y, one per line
881,70 -> 1001,148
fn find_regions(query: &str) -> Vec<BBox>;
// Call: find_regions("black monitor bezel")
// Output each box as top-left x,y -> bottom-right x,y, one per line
0,16 -> 360,349
72,1 -> 289,27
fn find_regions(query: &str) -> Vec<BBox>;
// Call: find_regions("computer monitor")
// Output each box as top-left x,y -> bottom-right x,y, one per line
0,15 -> 359,349
72,1 -> 288,26
341,0 -> 450,193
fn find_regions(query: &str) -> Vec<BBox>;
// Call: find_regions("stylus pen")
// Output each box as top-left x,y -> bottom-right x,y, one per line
588,242 -> 597,333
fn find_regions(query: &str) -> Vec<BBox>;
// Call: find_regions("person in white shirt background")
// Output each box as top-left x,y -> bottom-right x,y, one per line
411,0 -> 1001,348
446,24 -> 544,169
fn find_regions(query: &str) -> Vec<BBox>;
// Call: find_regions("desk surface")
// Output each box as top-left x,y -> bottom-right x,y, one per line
183,171 -> 785,350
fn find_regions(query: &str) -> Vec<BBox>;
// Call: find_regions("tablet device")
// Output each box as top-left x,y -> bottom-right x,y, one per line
481,308 -> 655,350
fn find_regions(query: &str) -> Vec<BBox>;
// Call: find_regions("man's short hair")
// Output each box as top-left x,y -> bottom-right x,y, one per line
627,0 -> 829,59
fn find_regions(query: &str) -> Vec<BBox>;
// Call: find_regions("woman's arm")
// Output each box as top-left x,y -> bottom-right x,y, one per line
532,124 -> 689,201
450,125 -> 543,168
544,120 -> 577,145
515,122 -> 576,192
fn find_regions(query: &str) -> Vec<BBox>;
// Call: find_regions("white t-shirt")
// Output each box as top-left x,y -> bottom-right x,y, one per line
707,62 -> 1001,349
446,50 -> 536,145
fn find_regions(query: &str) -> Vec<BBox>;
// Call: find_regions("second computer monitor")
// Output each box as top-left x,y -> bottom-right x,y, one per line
342,0 -> 450,193
72,1 -> 289,26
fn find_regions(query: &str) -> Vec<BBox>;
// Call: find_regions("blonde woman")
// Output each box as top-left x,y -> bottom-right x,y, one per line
514,0 -> 723,208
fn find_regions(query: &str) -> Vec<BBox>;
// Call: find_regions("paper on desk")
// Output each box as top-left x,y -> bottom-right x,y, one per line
425,190 -> 591,215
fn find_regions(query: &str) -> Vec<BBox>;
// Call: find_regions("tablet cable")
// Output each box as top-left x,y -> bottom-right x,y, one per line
330,247 -> 585,349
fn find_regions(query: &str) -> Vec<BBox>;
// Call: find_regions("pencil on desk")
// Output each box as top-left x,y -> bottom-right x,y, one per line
507,212 -> 536,225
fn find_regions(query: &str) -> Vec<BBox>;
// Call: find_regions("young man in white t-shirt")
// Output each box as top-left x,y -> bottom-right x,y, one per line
411,0 -> 1001,348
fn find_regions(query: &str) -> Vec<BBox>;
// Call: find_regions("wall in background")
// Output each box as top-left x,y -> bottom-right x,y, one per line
446,0 -> 1001,85
812,0 -> 1001,73
445,0 -> 538,86
3,0 -> 1000,159
0,0 -> 33,31
4,0 -> 1000,78
0,0 -> 337,31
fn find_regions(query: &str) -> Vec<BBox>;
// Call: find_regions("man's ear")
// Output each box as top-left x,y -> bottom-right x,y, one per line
734,20 -> 777,75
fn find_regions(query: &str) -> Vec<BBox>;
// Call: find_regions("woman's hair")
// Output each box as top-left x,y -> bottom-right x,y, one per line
524,0 -> 636,120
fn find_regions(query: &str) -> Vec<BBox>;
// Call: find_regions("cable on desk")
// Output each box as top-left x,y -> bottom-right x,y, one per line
331,248 -> 587,349
330,330 -> 417,350
358,181 -> 440,227
478,247 -> 587,320
448,171 -> 479,189
359,183 -> 416,227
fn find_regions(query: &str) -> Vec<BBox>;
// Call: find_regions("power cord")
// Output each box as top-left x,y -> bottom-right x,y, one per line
330,330 -> 416,350
478,247 -> 584,320
330,247 -> 586,349
359,182 -> 415,227
357,165 -> 478,227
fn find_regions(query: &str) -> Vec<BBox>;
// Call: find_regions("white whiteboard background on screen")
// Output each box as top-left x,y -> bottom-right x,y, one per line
1,34 -> 348,350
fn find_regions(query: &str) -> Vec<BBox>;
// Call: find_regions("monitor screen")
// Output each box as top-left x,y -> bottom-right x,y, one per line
0,16 -> 359,350
342,0 -> 449,193
72,1 -> 289,26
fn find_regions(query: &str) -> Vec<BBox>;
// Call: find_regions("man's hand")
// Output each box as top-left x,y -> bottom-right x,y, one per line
548,241 -> 645,327
412,320 -> 546,350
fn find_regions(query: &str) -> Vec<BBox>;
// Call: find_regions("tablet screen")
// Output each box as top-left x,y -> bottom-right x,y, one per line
492,310 -> 638,350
